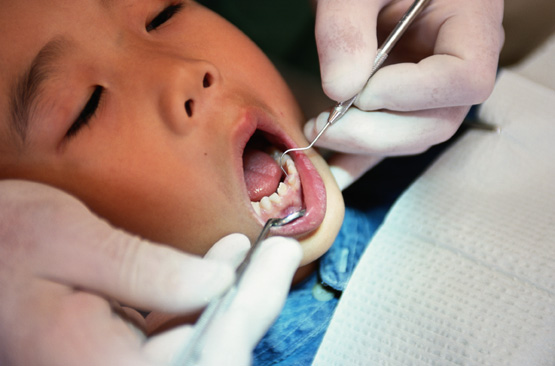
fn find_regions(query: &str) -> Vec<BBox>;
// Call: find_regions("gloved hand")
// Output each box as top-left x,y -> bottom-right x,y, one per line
0,180 -> 301,366
310,0 -> 504,189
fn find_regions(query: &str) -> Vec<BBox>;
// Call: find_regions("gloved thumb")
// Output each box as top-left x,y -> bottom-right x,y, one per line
315,0 -> 381,101
1,180 -> 235,314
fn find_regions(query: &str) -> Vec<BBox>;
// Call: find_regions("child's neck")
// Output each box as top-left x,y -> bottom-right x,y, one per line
292,261 -> 318,285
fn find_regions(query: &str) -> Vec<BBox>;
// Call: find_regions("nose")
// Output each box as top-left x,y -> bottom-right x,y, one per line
183,68 -> 216,119
148,54 -> 221,135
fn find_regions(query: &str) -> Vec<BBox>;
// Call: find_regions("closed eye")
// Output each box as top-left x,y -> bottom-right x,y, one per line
146,2 -> 185,32
66,86 -> 103,139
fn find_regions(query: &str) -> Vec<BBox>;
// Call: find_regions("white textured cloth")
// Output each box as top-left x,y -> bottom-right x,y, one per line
313,35 -> 555,366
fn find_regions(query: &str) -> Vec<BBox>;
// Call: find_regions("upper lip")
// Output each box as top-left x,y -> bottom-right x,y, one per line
233,108 -> 327,238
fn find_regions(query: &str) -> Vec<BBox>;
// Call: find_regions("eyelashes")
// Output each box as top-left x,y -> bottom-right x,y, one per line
64,3 -> 184,141
66,86 -> 103,139
146,2 -> 185,32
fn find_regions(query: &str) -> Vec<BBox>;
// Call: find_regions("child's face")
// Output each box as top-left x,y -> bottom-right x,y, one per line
0,0 -> 344,265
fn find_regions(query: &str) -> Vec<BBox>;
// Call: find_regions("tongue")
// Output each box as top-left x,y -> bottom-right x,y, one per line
243,148 -> 283,202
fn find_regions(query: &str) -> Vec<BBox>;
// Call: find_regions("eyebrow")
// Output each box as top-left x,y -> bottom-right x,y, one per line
9,37 -> 70,144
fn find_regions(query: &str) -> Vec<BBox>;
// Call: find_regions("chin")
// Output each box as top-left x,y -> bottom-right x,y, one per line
295,148 -> 344,265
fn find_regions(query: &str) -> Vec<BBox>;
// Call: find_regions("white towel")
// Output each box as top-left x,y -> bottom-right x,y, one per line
313,34 -> 555,366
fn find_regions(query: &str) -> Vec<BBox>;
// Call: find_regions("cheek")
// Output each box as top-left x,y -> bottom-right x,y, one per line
77,146 -> 253,255
72,164 -> 215,252
231,49 -> 298,115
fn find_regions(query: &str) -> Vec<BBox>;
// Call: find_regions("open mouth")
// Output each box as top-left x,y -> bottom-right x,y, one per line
243,131 -> 303,220
241,129 -> 327,237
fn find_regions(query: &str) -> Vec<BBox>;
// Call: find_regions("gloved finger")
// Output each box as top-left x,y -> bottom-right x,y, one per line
18,283 -> 159,366
329,154 -> 384,191
357,0 -> 504,111
143,325 -> 194,365
220,236 -> 302,347
0,180 -> 234,313
143,234 -> 251,334
315,0 -> 383,101
193,237 -> 302,365
194,312 -> 252,366
145,316 -> 252,366
144,237 -> 301,366
203,233 -> 250,268
304,106 -> 468,156
63,226 -> 235,314
47,223 -> 234,313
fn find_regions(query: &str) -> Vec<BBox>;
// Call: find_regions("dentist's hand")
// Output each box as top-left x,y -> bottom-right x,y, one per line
0,180 -> 301,366
310,0 -> 504,189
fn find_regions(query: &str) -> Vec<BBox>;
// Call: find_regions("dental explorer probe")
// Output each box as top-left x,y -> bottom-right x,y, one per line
280,0 -> 431,174
177,209 -> 306,366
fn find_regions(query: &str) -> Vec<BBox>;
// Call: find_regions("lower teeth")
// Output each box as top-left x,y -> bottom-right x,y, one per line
250,153 -> 303,219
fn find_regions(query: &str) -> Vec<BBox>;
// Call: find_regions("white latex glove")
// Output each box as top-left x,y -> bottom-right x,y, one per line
0,180 -> 301,366
310,0 -> 505,189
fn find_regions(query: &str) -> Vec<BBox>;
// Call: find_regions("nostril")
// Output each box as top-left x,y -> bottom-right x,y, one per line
185,99 -> 194,117
203,73 -> 213,88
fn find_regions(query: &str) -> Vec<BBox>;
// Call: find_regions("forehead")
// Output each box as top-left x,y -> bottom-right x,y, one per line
1,0 -> 129,76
